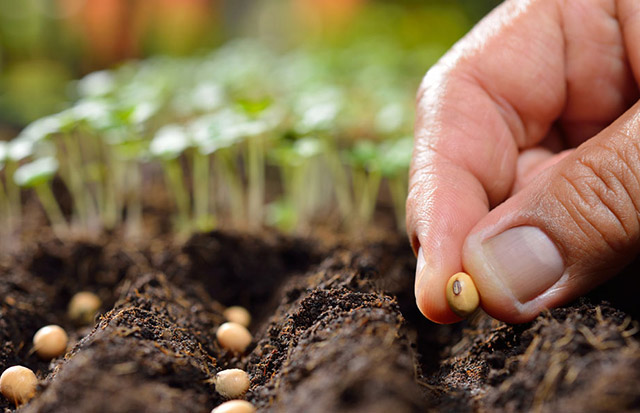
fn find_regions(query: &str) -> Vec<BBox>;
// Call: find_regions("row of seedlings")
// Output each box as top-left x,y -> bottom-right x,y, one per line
0,40 -> 415,245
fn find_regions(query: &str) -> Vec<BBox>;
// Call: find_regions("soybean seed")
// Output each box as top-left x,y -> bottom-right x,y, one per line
0,366 -> 38,406
215,368 -> 250,399
68,291 -> 101,325
216,322 -> 252,353
446,272 -> 480,318
211,400 -> 256,413
33,325 -> 68,360
223,306 -> 251,328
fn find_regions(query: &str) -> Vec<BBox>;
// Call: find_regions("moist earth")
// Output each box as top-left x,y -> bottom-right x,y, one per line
1,231 -> 639,412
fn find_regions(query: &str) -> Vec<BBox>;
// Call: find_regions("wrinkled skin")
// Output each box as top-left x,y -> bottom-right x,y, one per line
408,0 -> 640,324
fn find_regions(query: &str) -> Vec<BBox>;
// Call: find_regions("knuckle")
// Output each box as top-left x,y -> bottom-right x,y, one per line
555,142 -> 640,253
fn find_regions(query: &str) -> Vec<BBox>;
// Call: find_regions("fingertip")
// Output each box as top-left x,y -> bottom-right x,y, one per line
414,256 -> 463,324
415,286 -> 463,324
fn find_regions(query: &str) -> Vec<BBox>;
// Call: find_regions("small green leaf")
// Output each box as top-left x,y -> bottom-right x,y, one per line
294,87 -> 343,134
236,97 -> 272,116
347,140 -> 380,171
379,136 -> 413,177
18,115 -> 62,142
189,109 -> 260,155
77,70 -> 116,98
293,137 -> 323,158
150,124 -> 191,160
72,99 -> 115,130
8,137 -> 34,162
375,102 -> 405,135
13,156 -> 59,188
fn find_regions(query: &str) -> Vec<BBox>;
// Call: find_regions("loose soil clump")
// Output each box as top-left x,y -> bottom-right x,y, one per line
1,231 -> 639,412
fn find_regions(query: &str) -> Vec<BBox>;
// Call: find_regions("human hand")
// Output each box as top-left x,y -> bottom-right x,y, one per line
407,0 -> 640,324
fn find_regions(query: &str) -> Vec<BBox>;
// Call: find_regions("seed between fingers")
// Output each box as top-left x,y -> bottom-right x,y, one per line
446,272 -> 480,318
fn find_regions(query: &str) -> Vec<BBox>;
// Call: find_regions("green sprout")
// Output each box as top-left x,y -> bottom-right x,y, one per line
189,109 -> 247,229
292,87 -> 354,226
379,136 -> 413,230
13,156 -> 68,236
267,136 -> 326,233
0,142 -> 9,239
346,140 -> 383,229
150,124 -> 193,231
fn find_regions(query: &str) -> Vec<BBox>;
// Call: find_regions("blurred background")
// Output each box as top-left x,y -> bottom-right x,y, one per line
0,0 -> 500,137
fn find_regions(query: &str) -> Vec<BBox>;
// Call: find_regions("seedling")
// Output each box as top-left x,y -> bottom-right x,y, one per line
346,140 -> 383,229
13,156 -> 68,236
267,136 -> 327,232
214,369 -> 250,399
211,400 -> 256,413
32,325 -> 69,360
223,306 -> 251,328
68,291 -> 102,325
446,272 -> 480,318
378,136 -> 413,230
0,366 -> 38,406
0,142 -> 9,237
188,109 -> 247,230
216,322 -> 252,353
150,124 -> 192,230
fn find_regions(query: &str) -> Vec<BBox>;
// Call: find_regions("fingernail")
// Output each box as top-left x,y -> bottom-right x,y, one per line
416,246 -> 426,281
479,226 -> 564,303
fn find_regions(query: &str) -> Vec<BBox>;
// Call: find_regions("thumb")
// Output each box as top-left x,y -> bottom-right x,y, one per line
463,101 -> 640,323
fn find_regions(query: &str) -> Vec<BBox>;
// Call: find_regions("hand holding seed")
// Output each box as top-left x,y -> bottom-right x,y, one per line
409,0 -> 640,323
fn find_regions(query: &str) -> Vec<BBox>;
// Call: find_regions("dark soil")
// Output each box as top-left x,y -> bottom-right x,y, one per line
1,231 -> 639,413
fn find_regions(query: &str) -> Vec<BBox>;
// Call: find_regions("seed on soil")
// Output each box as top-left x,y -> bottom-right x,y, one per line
223,306 -> 251,327
0,366 -> 38,406
216,322 -> 252,353
446,272 -> 480,318
68,291 -> 102,325
33,325 -> 69,360
215,368 -> 250,398
211,400 -> 256,413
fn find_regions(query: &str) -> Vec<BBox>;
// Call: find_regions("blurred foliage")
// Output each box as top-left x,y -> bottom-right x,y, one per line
0,0 -> 501,127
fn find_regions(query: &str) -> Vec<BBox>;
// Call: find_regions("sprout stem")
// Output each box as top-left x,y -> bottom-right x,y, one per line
323,139 -> 352,224
163,158 -> 191,230
279,163 -> 299,231
352,168 -> 381,229
193,151 -> 215,231
389,176 -> 407,231
124,161 -> 142,239
4,161 -> 21,231
101,148 -> 119,230
0,176 -> 10,240
78,128 -> 106,231
34,182 -> 69,236
61,133 -> 90,228
217,149 -> 244,226
246,135 -> 265,229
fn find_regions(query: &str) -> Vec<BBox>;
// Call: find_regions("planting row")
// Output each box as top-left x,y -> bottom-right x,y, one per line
0,40 -> 417,241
